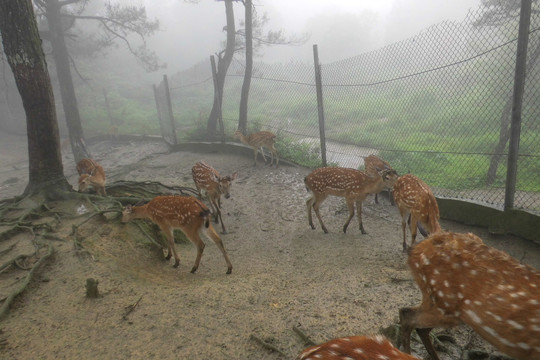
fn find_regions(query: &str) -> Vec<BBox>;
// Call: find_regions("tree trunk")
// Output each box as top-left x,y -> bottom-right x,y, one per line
45,0 -> 91,162
0,0 -> 70,195
238,0 -> 253,133
486,35 -> 540,185
207,0 -> 236,140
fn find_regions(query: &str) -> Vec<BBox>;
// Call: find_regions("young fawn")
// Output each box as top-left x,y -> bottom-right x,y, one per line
393,174 -> 441,252
305,167 -> 398,234
233,129 -> 279,167
297,335 -> 420,360
121,196 -> 233,274
77,158 -> 107,196
191,161 -> 238,233
364,154 -> 395,205
399,231 -> 540,360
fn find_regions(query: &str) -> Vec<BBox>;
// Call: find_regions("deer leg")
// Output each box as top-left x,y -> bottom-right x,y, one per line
416,327 -> 440,360
274,147 -> 279,167
356,200 -> 367,234
401,211 -> 409,252
410,214 -> 419,248
313,196 -> 328,233
163,227 -> 180,267
343,199 -> 356,234
374,193 -> 379,204
306,196 -> 316,230
184,229 -> 205,274
253,148 -> 258,166
205,224 -> 233,274
259,146 -> 268,164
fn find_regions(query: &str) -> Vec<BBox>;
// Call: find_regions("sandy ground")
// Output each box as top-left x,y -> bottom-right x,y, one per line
0,132 -> 539,360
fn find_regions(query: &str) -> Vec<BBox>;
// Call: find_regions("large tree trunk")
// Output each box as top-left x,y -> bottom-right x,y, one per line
0,0 -> 70,195
45,0 -> 91,162
237,0 -> 253,133
486,35 -> 540,185
207,0 -> 236,140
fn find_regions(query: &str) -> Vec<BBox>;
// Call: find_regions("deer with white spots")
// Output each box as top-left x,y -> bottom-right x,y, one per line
393,174 -> 442,252
233,129 -> 279,167
399,231 -> 540,360
192,161 -> 237,233
304,166 -> 399,234
297,334 -> 420,360
121,196 -> 233,274
364,154 -> 395,205
76,158 -> 107,196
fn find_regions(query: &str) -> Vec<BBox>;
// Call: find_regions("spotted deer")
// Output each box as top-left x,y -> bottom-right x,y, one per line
233,129 -> 279,167
305,167 -> 398,234
364,154 -> 395,205
393,174 -> 441,252
77,158 -> 107,196
297,335 -> 420,360
121,196 -> 233,274
191,161 -> 238,233
399,231 -> 540,360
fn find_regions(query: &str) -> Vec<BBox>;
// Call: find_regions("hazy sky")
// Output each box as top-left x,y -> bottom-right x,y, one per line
142,0 -> 482,73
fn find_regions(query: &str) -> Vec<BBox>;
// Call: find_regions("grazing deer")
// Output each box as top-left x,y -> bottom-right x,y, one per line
77,158 -> 107,196
191,161 -> 238,233
399,231 -> 540,360
233,129 -> 279,167
297,334 -> 420,360
121,196 -> 233,274
305,167 -> 398,234
393,174 -> 441,252
364,154 -> 395,205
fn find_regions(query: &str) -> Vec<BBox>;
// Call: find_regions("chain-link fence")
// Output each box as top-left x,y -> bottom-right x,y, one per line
164,6 -> 540,214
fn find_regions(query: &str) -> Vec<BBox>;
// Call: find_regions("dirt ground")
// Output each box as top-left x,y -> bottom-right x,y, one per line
0,132 -> 539,360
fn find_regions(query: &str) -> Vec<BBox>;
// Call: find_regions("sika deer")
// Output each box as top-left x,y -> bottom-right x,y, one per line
399,231 -> 540,360
305,167 -> 398,234
233,129 -> 279,167
393,174 -> 441,252
364,154 -> 395,205
192,161 -> 238,233
121,196 -> 233,274
77,158 -> 107,196
297,334 -> 420,360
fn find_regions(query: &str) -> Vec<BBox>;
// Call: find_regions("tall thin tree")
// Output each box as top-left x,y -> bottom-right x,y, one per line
0,0 -> 70,196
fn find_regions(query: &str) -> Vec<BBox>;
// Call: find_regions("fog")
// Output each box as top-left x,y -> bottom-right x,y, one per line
142,0 -> 481,73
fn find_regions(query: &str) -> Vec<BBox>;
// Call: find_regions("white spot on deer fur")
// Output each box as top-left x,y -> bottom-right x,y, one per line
465,309 -> 483,324
486,311 -> 503,322
437,290 -> 444,298
420,253 -> 430,265
457,292 -> 464,299
430,279 -> 437,285
507,319 -> 525,330
444,280 -> 450,287
474,300 -> 482,306
353,348 -> 365,354
482,326 -> 498,338
330,343 -> 340,348
517,342 -> 531,350
528,299 -> 539,305
530,325 -> 540,331
377,355 -> 389,360
470,270 -> 478,276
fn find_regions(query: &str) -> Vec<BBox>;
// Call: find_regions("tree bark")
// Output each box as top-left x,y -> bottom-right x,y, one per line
237,0 -> 253,133
486,35 -> 540,185
0,0 -> 70,195
207,0 -> 236,140
44,0 -> 91,162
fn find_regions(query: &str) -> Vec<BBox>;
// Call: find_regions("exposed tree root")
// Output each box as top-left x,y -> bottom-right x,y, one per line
0,180 -> 198,321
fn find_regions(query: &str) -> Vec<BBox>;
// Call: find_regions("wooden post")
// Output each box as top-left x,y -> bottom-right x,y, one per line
313,44 -> 327,167
504,0 -> 531,210
153,84 -> 166,140
210,55 -> 225,141
162,74 -> 178,145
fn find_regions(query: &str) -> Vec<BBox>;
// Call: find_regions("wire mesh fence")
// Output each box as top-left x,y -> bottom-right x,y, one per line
160,6 -> 540,214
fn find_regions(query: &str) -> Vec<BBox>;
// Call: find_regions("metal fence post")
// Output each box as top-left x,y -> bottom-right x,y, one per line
504,0 -> 532,210
152,84 -> 165,140
313,44 -> 327,167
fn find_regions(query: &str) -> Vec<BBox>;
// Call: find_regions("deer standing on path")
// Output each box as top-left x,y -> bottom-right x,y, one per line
77,158 -> 107,196
364,154 -> 395,205
304,166 -> 398,234
233,129 -> 279,167
399,231 -> 540,360
191,161 -> 237,233
393,173 -> 441,251
297,334 -> 420,360
121,196 -> 233,274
